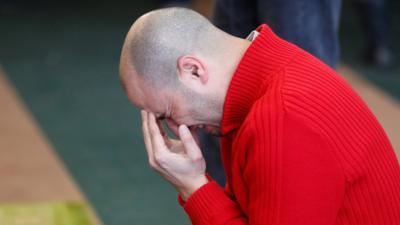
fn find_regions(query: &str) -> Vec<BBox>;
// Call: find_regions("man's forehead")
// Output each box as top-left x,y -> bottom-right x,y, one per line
121,72 -> 145,106
125,79 -> 168,116
120,63 -> 169,115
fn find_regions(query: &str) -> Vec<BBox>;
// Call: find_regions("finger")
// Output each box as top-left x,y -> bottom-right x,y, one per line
165,118 -> 179,138
141,110 -> 155,163
179,124 -> 203,160
148,113 -> 169,156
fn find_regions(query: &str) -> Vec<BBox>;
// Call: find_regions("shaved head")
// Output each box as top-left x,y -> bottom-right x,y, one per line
119,7 -> 250,133
121,7 -> 223,89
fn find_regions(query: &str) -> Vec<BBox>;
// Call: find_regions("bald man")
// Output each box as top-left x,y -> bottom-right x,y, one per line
119,8 -> 400,225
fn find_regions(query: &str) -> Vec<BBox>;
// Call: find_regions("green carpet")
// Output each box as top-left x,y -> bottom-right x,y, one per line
0,1 -> 190,225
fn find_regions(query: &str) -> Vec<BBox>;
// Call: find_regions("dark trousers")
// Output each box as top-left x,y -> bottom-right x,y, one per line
203,0 -> 342,186
354,0 -> 389,49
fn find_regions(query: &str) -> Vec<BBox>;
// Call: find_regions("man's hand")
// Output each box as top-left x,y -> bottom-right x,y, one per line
141,110 -> 208,200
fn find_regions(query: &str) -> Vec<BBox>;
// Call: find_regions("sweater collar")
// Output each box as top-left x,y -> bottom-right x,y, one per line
220,24 -> 297,135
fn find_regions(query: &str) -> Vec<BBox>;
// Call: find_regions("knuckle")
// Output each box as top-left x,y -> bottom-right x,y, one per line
154,151 -> 165,162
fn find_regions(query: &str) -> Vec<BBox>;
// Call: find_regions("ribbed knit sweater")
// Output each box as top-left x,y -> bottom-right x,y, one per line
179,24 -> 400,225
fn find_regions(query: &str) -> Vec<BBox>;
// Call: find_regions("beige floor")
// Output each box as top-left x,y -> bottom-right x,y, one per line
0,70 -> 102,225
339,65 -> 400,159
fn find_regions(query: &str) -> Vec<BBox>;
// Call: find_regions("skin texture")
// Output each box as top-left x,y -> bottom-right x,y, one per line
141,110 -> 208,200
119,8 -> 250,200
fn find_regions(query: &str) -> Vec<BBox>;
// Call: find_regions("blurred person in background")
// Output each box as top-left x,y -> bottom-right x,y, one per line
156,0 -> 190,8
213,0 -> 342,69
354,0 -> 393,68
119,8 -> 400,225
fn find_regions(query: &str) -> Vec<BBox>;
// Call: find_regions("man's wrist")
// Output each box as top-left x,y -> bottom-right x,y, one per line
179,175 -> 209,201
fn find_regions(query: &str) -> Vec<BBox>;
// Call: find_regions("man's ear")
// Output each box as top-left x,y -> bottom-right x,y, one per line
177,55 -> 208,85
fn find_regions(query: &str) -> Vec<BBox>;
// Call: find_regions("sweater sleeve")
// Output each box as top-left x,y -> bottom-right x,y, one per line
179,113 -> 346,225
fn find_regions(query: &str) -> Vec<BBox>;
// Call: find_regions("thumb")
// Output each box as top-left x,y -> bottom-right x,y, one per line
179,125 -> 202,159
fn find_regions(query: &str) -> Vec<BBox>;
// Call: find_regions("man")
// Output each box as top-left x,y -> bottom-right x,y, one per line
119,8 -> 400,225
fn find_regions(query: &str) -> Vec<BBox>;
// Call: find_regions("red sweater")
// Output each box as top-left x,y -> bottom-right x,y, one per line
179,24 -> 400,225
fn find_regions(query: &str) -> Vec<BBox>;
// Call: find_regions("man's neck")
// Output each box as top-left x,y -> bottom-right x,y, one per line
213,37 -> 251,125
227,37 -> 252,78
220,37 -> 251,97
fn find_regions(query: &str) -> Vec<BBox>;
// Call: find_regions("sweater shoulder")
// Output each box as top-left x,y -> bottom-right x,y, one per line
279,50 -> 367,128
